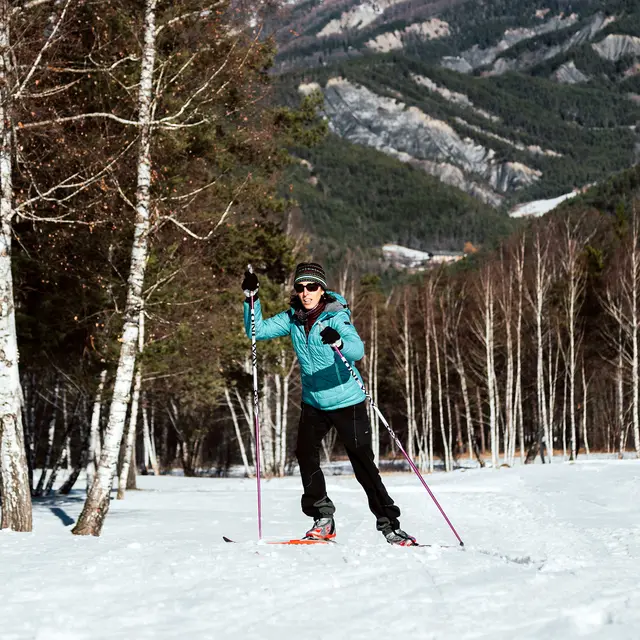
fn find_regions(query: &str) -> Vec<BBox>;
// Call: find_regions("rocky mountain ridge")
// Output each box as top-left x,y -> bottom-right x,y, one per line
276,0 -> 640,209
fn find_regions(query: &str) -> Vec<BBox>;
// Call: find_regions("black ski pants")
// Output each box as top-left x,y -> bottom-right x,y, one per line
295,401 -> 401,531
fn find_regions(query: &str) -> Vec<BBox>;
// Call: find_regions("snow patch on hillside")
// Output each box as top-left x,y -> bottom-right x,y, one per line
509,190 -> 578,217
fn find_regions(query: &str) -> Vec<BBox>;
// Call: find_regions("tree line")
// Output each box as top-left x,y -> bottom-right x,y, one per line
3,0 -> 640,541
0,0 -> 320,536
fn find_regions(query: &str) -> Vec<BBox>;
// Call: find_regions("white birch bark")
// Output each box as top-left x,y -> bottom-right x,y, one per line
261,374 -> 273,475
117,365 -> 141,499
424,301 -> 433,473
582,363 -> 590,457
273,371 -> 283,476
603,211 -> 640,459
119,304 -> 146,497
527,234 -> 551,463
86,369 -> 107,490
481,270 -> 498,469
35,382 -> 58,497
562,369 -> 568,460
368,306 -> 380,465
0,0 -> 31,531
44,386 -> 69,495
561,221 -> 589,461
224,385 -> 251,477
632,214 -> 640,458
279,352 -> 295,477
497,254 -> 515,466
443,339 -> 454,467
514,238 -> 525,463
141,393 -> 159,475
73,0 -> 157,535
617,331 -> 625,459
401,294 -> 416,460
432,316 -> 450,471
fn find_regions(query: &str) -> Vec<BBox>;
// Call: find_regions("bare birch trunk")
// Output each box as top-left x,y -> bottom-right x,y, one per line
444,344 -> 454,467
273,371 -> 282,476
402,295 -> 416,460
0,0 -> 31,532
224,386 -> 251,477
423,304 -> 433,473
368,306 -> 380,465
235,388 -> 256,470
73,0 -> 157,536
562,370 -> 568,460
515,237 -> 525,463
433,319 -> 450,472
141,393 -> 159,475
35,382 -> 59,497
562,223 -> 588,462
483,275 -> 498,468
261,374 -> 273,476
618,336 -> 625,459
582,363 -> 590,457
86,369 -> 107,489
280,353 -> 295,477
632,220 -> 640,458
117,364 -> 141,499
44,387 -> 69,495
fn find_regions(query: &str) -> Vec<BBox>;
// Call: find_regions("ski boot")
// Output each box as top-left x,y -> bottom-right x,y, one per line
382,526 -> 418,546
304,517 -> 336,540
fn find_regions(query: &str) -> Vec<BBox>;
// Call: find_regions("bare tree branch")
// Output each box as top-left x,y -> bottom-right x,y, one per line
14,0 -> 73,99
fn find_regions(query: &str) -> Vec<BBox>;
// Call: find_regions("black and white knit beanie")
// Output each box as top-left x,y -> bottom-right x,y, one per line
294,262 -> 327,289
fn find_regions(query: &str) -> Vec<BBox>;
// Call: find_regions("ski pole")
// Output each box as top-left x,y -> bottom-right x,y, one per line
322,326 -> 464,546
247,264 -> 262,540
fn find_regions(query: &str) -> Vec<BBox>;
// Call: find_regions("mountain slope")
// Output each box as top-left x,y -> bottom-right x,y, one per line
286,134 -> 514,267
274,0 -> 640,207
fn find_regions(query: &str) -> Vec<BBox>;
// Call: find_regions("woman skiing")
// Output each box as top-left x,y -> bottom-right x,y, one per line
242,262 -> 417,546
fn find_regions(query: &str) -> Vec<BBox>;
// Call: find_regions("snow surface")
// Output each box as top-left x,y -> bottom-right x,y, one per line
509,190 -> 578,217
2,459 -> 640,639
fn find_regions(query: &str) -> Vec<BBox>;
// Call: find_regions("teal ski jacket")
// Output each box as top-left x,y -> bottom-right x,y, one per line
244,292 -> 366,411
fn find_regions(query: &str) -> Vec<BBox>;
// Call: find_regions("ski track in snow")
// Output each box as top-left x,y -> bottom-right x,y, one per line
2,459 -> 639,639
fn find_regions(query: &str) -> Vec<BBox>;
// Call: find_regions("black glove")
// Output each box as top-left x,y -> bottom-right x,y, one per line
242,271 -> 259,299
320,326 -> 342,349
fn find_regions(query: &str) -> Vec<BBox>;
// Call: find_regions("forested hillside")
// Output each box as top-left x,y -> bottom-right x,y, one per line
269,0 -> 640,258
286,134 -> 515,266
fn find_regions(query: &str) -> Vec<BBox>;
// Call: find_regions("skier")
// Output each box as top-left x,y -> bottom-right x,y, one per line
242,262 -> 418,546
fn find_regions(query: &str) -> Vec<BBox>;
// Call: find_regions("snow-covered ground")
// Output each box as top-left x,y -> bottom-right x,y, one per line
509,190 -> 578,217
2,459 -> 640,639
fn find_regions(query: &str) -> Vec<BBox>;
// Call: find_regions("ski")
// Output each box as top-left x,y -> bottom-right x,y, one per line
413,543 -> 463,549
223,536 -> 335,545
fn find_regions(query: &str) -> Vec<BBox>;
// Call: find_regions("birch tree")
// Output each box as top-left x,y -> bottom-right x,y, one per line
73,0 -> 158,535
526,233 -> 553,464
560,219 -> 591,461
603,207 -> 640,458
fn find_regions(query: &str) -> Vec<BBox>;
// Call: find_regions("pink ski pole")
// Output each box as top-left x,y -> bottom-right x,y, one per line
329,337 -> 464,546
247,264 -> 262,540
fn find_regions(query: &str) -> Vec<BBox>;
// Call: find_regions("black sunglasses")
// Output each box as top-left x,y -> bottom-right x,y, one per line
294,282 -> 321,293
